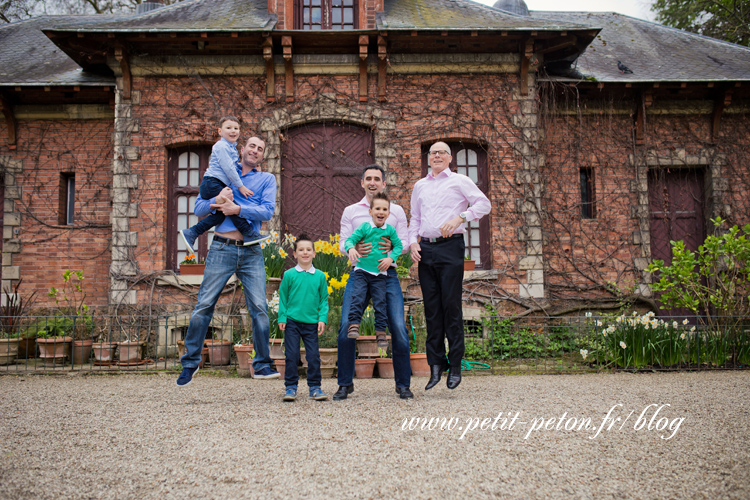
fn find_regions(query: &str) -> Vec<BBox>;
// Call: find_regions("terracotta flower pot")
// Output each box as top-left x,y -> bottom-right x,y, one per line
205,339 -> 231,365
354,358 -> 376,379
16,336 -> 36,359
356,336 -> 379,358
92,342 -> 118,364
118,341 -> 145,363
319,347 -> 338,367
234,344 -> 255,377
266,277 -> 282,300
274,358 -> 286,374
464,260 -> 475,271
37,336 -> 72,365
180,263 -> 205,275
0,338 -> 19,365
409,352 -> 430,377
269,338 -> 285,360
375,358 -> 394,378
72,339 -> 94,365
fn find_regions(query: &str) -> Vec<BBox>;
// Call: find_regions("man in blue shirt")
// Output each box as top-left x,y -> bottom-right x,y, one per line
176,136 -> 281,386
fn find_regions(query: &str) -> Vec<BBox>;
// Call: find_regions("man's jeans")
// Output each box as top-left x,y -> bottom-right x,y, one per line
181,239 -> 272,371
337,267 -> 411,388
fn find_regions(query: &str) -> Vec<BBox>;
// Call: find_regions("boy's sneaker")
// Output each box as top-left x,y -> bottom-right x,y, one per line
176,366 -> 199,387
283,388 -> 297,402
309,387 -> 329,401
347,323 -> 360,339
179,228 -> 199,255
243,235 -> 271,247
254,366 -> 281,379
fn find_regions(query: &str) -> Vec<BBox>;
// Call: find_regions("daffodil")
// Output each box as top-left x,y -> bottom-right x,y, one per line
680,333 -> 686,340
620,341 -> 626,349
683,318 -> 689,325
580,349 -> 589,360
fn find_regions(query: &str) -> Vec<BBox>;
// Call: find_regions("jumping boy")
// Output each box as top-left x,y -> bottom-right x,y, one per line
278,234 -> 330,402
344,192 -> 403,348
179,115 -> 267,255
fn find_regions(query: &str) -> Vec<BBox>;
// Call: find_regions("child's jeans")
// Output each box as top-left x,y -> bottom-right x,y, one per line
347,269 -> 388,331
192,176 -> 259,239
283,319 -> 322,388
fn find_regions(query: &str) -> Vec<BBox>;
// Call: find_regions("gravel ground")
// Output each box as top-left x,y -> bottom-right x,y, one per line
0,370 -> 748,500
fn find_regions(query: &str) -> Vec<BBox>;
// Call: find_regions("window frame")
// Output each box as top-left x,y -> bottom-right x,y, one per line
294,0 -> 358,30
580,167 -> 596,219
58,173 -> 75,225
420,142 -> 492,270
166,145 -> 212,271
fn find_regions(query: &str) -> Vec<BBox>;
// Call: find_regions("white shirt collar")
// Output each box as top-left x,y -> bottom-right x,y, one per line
369,221 -> 388,230
294,264 -> 317,274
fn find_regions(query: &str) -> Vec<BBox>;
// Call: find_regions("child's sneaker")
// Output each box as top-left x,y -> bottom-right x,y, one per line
283,388 -> 297,402
347,323 -> 360,339
309,387 -> 328,401
376,330 -> 388,348
243,235 -> 271,247
179,227 -> 199,255
176,365 -> 199,387
254,366 -> 281,379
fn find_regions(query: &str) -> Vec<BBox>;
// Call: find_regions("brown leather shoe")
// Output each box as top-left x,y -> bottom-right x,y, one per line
347,323 -> 360,339
376,330 -> 388,348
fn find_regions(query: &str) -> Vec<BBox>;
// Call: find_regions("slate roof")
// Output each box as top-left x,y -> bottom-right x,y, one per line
44,0 -> 275,32
0,16 -> 115,86
379,0 -> 589,31
531,11 -> 750,82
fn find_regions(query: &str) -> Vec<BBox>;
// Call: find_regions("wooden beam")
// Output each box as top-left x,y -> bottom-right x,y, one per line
537,35 -> 577,55
0,93 -> 17,149
114,44 -> 131,100
635,93 -> 646,146
262,36 -> 275,102
377,35 -> 387,102
282,36 -> 294,102
520,38 -> 534,96
359,35 -> 369,102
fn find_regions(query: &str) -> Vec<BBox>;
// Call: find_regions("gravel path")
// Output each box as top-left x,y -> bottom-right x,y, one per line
1,371 -> 748,500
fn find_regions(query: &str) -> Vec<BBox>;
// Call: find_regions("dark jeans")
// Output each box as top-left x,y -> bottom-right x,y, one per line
347,270 -> 388,331
283,319 -> 322,389
193,176 -> 259,240
417,236 -> 465,367
337,267 -> 411,389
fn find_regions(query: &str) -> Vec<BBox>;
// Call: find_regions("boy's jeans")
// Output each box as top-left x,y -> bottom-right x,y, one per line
337,267 -> 411,389
283,319 -> 322,388
347,270 -> 388,331
181,240 -> 272,371
193,176 -> 259,239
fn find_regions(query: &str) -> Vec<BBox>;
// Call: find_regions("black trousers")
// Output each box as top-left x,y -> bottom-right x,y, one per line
417,236 -> 465,367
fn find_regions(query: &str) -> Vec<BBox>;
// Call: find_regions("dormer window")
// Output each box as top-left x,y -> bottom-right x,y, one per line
296,0 -> 358,30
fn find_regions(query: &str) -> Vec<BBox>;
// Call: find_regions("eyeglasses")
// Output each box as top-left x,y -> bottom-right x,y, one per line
428,150 -> 450,157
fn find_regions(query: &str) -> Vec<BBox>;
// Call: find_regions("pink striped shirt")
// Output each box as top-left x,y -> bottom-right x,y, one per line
408,168 -> 491,245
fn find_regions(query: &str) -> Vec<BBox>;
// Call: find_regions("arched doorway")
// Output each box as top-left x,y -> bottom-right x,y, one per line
280,122 -> 374,241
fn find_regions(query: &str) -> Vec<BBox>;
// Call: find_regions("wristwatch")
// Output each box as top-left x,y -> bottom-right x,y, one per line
459,211 -> 468,222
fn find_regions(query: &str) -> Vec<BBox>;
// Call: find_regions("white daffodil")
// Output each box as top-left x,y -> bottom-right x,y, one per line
580,349 -> 589,360
585,312 -> 592,318
672,321 -> 679,328
620,341 -> 627,349
683,318 -> 690,325
680,333 -> 686,340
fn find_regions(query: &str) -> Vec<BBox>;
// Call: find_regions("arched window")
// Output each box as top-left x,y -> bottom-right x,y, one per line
421,142 -> 491,270
167,146 -> 213,271
295,0 -> 358,30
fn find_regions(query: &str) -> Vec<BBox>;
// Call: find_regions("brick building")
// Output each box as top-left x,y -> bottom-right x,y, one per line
0,0 -> 749,314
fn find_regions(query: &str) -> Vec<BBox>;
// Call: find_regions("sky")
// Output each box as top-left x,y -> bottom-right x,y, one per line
474,0 -> 657,22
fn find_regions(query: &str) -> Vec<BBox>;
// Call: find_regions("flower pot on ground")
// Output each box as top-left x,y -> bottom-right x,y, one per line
319,347 -> 337,378
0,338 -> 18,365
92,342 -> 118,365
356,336 -> 386,358
269,338 -> 284,360
16,336 -> 36,359
234,344 -> 254,378
274,358 -> 286,374
176,340 -> 207,368
205,339 -> 231,366
266,277 -> 282,301
72,339 -> 94,366
375,357 -> 394,378
37,336 -> 72,365
354,358 -> 376,378
409,352 -> 430,377
117,341 -> 145,364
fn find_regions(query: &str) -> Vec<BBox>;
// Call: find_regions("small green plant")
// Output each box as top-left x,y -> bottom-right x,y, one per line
396,252 -> 413,278
45,270 -> 94,340
378,347 -> 388,358
0,280 -> 37,339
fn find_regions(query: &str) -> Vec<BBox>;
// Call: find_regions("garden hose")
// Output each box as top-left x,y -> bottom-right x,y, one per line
410,313 -> 490,370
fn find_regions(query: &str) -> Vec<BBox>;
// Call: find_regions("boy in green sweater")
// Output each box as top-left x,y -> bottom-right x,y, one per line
344,192 -> 403,348
278,234 -> 330,402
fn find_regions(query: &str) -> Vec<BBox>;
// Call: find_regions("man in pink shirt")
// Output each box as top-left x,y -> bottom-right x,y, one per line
409,141 -> 491,390
333,165 -> 414,400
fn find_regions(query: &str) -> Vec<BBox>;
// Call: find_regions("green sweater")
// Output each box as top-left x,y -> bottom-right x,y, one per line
344,222 -> 403,275
278,265 -> 329,324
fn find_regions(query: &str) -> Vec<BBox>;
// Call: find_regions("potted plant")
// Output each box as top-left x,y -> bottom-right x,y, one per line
35,317 -> 73,365
355,306 -> 381,357
179,253 -> 205,275
48,270 -> 95,366
408,309 -> 430,376
396,253 -> 413,294
354,358 -> 376,378
375,347 -> 394,378
234,338 -> 255,378
92,335 -> 118,365
318,325 -> 338,378
205,332 -> 232,366
464,255 -> 475,271
0,281 -> 36,365
118,335 -> 146,364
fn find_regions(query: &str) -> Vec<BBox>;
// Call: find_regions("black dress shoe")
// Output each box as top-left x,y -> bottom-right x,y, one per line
446,366 -> 461,389
396,386 -> 414,399
425,364 -> 446,391
332,384 -> 354,400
